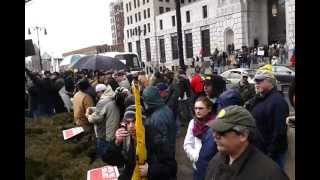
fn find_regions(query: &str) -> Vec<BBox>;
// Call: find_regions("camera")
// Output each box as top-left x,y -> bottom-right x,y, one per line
120,122 -> 127,130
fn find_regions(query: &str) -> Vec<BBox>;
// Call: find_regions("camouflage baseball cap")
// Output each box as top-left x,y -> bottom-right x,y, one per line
208,105 -> 256,132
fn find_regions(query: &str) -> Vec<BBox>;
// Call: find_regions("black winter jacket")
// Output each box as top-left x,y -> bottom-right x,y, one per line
205,145 -> 289,180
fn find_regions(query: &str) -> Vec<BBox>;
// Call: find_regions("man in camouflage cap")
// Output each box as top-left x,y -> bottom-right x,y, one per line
205,105 -> 289,180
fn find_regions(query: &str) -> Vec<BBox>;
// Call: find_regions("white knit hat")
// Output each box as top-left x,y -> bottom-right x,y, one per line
95,84 -> 107,93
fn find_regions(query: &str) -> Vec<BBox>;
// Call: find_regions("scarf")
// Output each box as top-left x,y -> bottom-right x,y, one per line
192,113 -> 216,139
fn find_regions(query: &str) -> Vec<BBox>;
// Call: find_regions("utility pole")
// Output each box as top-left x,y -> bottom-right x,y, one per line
175,0 -> 185,71
28,26 -> 47,71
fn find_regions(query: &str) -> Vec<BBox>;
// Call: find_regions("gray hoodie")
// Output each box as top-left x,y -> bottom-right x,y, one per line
88,85 -> 120,141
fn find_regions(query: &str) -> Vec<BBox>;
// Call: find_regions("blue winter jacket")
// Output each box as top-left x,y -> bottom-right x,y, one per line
250,88 -> 289,156
194,128 -> 217,180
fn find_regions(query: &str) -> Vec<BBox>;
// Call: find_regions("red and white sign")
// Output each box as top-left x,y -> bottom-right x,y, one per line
87,166 -> 120,180
62,127 -> 84,140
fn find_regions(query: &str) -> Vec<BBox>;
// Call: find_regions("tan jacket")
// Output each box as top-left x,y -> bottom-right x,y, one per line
73,91 -> 94,127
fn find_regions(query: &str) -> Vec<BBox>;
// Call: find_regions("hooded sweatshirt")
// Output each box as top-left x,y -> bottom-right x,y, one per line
142,86 -> 177,179
88,85 -> 120,141
142,86 -> 177,147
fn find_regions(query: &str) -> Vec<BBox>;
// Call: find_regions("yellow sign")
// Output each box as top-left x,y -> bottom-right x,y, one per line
131,84 -> 147,180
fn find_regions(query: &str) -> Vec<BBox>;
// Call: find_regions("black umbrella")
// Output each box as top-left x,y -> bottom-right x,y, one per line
70,55 -> 126,71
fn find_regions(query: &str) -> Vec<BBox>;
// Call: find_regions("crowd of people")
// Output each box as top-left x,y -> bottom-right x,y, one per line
190,43 -> 295,75
25,63 -> 295,180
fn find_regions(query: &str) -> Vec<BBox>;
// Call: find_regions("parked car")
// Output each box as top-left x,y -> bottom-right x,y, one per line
272,65 -> 295,83
272,65 -> 295,93
220,68 -> 256,85
220,65 -> 295,92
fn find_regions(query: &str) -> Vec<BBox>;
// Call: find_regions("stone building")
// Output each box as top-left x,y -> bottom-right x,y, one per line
110,0 -> 125,51
123,0 -> 295,69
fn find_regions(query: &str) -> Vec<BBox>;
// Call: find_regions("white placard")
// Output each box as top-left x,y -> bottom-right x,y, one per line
87,166 -> 120,180
257,50 -> 264,56
62,127 -> 84,140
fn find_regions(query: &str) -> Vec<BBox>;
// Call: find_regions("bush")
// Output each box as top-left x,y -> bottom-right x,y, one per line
25,113 -> 105,180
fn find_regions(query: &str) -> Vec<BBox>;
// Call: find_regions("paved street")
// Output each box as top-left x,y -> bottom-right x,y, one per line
176,125 -> 193,180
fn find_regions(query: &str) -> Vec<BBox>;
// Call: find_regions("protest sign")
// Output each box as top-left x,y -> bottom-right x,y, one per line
87,166 -> 120,180
62,127 -> 84,140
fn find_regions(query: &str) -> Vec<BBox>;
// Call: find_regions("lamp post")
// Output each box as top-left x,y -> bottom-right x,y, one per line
175,0 -> 185,71
28,26 -> 47,71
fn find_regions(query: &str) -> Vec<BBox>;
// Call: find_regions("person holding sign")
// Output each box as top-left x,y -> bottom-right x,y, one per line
113,88 -> 177,180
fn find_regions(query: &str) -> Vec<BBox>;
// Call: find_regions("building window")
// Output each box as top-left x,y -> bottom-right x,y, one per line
147,8 -> 150,18
159,7 -> 164,14
159,38 -> 166,63
143,0 -> 145,5
135,28 -> 137,36
129,2 -> 132,10
130,29 -> 133,37
136,40 -> 141,60
203,5 -> 207,18
181,0 -> 184,3
160,20 -> 163,30
130,16 -> 133,24
185,32 -> 193,58
166,8 -> 170,12
144,10 -> 146,19
147,0 -> 149,3
172,16 -> 175,26
128,42 -> 132,52
171,35 -> 178,59
166,0 -> 169,2
144,24 -> 147,35
127,17 -> 130,25
134,0 -> 136,8
137,0 -> 140,7
126,3 -> 128,12
127,30 -> 129,39
186,11 -> 190,23
189,0 -> 192,2
148,23 -> 150,33
138,26 -> 141,35
201,29 -> 210,57
138,12 -> 141,21
145,38 -> 151,62
135,13 -> 137,22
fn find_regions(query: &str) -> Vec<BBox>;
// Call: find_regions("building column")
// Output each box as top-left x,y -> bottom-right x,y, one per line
285,0 -> 295,59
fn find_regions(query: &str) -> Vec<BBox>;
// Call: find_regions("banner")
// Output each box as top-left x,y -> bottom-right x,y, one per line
131,84 -> 147,180
87,166 -> 119,180
62,127 -> 84,140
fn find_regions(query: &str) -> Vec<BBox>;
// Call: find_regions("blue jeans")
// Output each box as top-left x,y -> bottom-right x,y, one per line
37,103 -> 54,117
96,138 -> 111,159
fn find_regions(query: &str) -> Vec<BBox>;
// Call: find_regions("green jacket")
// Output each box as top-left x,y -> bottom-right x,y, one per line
232,82 -> 255,105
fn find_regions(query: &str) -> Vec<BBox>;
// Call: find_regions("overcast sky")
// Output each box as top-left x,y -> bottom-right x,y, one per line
25,0 -> 112,57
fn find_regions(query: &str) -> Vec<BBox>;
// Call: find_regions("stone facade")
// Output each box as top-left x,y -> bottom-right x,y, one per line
110,0 -> 125,47
124,0 -> 295,69
285,0 -> 295,58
